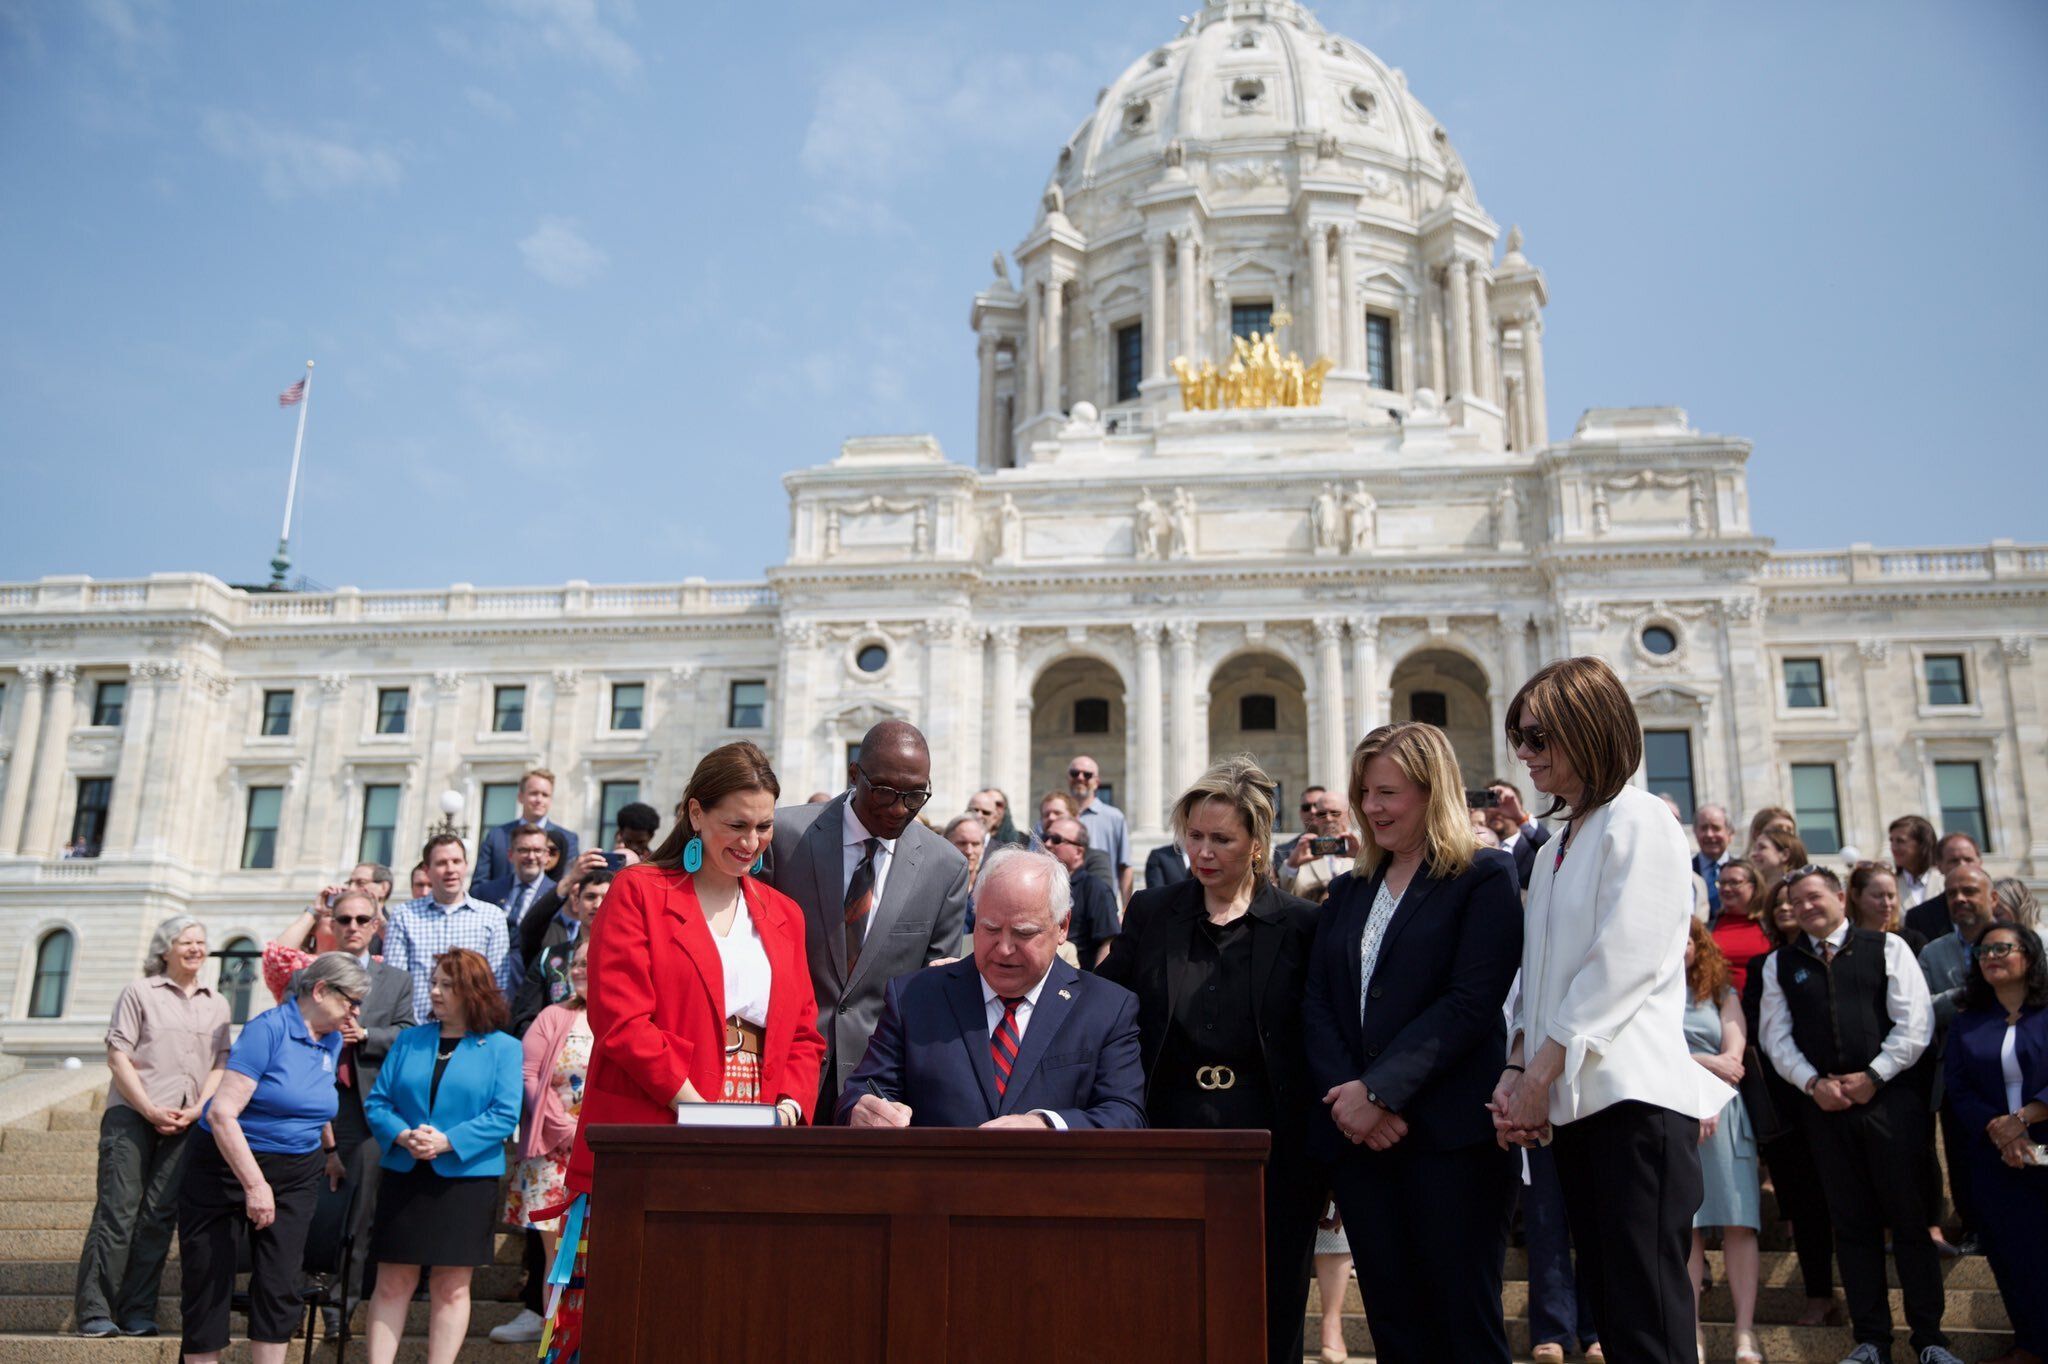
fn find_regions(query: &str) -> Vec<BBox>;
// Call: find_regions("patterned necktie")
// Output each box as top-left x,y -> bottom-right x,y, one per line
991,996 -> 1025,1098
844,837 -> 881,975
1819,939 -> 1836,964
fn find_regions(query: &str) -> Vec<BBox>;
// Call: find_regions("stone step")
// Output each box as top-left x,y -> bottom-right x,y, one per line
42,1109 -> 101,1134
1503,1246 -> 2002,1292
0,1258 -> 523,1299
1312,1316 -> 2020,1362
0,1203 -> 100,1231
0,1176 -> 94,1202
0,1130 -> 97,1154
0,1335 -> 534,1362
1308,1277 -> 2010,1329
0,1227 -> 525,1265
0,1150 -> 103,1177
0,1296 -> 528,1338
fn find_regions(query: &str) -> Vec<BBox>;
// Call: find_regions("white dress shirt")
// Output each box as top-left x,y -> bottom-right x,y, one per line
713,893 -> 774,1028
1898,867 -> 1942,909
841,803 -> 899,941
978,971 -> 1065,1129
1758,920 -> 1934,1094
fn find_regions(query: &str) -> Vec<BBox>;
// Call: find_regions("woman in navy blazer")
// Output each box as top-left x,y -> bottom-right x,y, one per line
364,949 -> 522,1364
1303,722 -> 1524,1364
1943,924 -> 2048,1364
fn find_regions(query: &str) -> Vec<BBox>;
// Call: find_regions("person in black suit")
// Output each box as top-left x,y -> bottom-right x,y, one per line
1483,778 -> 1549,891
1305,724 -> 1525,1364
1143,839 -> 1191,890
471,768 -> 579,886
1098,755 -> 1320,1364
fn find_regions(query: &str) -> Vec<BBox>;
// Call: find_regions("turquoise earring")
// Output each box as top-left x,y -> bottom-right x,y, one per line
750,853 -> 765,876
682,837 -> 704,873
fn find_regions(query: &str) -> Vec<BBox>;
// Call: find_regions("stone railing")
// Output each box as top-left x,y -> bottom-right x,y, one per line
1763,541 -> 2047,587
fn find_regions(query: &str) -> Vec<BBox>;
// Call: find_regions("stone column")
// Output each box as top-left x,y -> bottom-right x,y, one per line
294,673 -> 351,869
1336,226 -> 1363,373
1444,257 -> 1472,399
1469,261 -> 1497,403
1996,636 -> 2048,874
1168,621 -> 1201,791
976,332 -> 998,465
1145,235 -> 1169,383
1520,312 -> 1550,448
21,664 -> 78,857
100,662 -> 159,853
774,623 -> 816,795
1132,621 -> 1165,836
1021,281 -> 1041,420
1425,271 -> 1446,394
133,664 -> 192,858
1305,227 -> 1331,360
1175,231 -> 1199,364
1314,618 -> 1349,787
988,626 -> 1021,806
1348,619 -> 1380,743
1042,277 -> 1065,418
920,620 -> 964,811
0,665 -> 48,855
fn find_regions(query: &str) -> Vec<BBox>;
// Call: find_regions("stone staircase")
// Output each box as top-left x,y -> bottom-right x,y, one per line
0,1086 -> 2019,1362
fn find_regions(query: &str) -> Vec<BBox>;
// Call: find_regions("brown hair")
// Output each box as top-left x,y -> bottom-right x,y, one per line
420,832 -> 466,866
1037,790 -> 1077,821
1887,814 -> 1937,869
1503,656 -> 1640,821
432,948 -> 510,1034
1170,754 -> 1279,879
1760,879 -> 1800,947
1350,723 -> 1477,880
1714,857 -> 1761,921
648,742 -> 781,869
1846,861 -> 1900,932
1751,826 -> 1808,889
519,768 -> 555,792
1747,805 -> 1794,844
510,824 -> 553,848
1685,917 -> 1731,1004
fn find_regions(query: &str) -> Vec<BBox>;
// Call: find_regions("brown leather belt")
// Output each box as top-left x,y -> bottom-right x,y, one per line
725,1018 -> 764,1055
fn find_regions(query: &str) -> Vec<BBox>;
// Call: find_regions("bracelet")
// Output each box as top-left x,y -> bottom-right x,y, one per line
1501,1064 -> 1525,1074
322,1143 -> 337,1153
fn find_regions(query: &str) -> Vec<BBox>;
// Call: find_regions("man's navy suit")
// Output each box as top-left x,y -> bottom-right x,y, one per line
834,957 -> 1146,1130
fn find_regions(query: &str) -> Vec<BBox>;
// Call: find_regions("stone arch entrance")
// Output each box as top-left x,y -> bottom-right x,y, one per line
1030,657 -> 1128,815
1206,652 -> 1310,812
1387,648 -> 1493,786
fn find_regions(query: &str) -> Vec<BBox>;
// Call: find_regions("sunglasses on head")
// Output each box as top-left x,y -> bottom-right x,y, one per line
1506,724 -> 1549,753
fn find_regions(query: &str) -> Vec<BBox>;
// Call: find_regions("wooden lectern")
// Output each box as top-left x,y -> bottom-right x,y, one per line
582,1125 -> 1268,1362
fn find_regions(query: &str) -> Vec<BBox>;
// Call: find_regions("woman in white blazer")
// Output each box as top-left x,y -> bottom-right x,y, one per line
1491,657 -> 1732,1364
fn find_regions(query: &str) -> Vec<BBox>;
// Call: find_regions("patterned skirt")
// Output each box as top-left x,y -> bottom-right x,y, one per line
537,1052 -> 764,1363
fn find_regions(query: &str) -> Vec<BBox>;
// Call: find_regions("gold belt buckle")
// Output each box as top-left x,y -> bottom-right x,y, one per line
1196,1064 -> 1236,1091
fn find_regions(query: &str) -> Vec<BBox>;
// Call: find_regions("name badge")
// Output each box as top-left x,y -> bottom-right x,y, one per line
321,1051 -> 335,1073
1792,968 -> 1810,985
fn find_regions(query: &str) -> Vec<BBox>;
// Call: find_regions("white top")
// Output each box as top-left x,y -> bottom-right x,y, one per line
977,972 -> 1066,1130
1757,921 -> 1933,1094
2003,1023 -> 2024,1114
713,892 -> 773,1028
1517,784 -> 1730,1125
1898,866 -> 1944,909
841,803 -> 898,942
1357,879 -> 1403,1021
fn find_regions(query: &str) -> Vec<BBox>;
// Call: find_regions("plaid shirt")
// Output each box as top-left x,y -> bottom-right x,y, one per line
383,894 -> 513,1018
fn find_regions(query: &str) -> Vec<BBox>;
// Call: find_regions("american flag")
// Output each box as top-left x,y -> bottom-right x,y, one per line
278,378 -> 307,408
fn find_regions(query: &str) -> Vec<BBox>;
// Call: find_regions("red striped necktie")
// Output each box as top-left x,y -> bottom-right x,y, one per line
991,996 -> 1025,1098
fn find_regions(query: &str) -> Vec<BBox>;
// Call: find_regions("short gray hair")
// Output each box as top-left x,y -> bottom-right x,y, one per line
977,846 -> 1072,925
1048,815 -> 1089,850
292,952 -> 370,1003
1994,877 -> 2040,931
942,814 -> 986,841
1694,803 -> 1729,828
144,916 -> 205,976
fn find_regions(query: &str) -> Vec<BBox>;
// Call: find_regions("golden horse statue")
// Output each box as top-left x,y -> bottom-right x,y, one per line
1170,332 -> 1332,412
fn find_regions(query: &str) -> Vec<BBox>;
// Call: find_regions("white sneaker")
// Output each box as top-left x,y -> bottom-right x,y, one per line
489,1308 -> 545,1343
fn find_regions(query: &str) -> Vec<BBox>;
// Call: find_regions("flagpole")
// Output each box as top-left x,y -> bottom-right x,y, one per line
269,359 -> 314,588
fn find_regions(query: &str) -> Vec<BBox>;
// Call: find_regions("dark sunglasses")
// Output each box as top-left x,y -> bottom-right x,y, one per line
1068,768 -> 1095,780
1040,833 -> 1076,848
1978,940 -> 2022,960
1506,724 -> 1549,753
1299,803 -> 1318,813
331,914 -> 376,928
856,767 -> 932,812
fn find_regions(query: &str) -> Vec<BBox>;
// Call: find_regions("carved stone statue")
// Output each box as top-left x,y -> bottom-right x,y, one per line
1043,182 -> 1065,216
1343,483 -> 1377,553
1164,138 -> 1185,169
824,508 -> 842,557
1689,480 -> 1710,533
1591,484 -> 1611,536
1315,131 -> 1340,164
991,251 -> 1012,288
1168,488 -> 1197,559
1311,483 -> 1341,552
913,504 -> 931,555
998,494 -> 1022,560
1134,488 -> 1166,560
1495,481 -> 1522,546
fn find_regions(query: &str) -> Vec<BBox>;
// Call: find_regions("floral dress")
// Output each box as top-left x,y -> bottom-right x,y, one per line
504,1014 -> 592,1233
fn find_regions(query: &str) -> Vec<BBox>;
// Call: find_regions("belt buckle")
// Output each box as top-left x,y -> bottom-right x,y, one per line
725,1021 -> 744,1054
1196,1064 -> 1236,1091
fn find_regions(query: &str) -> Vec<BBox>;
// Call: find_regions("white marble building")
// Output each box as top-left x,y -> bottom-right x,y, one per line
4,0 -> 2045,1053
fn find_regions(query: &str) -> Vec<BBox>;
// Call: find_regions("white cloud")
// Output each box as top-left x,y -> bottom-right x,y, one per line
441,0 -> 640,85
83,0 -> 170,65
202,111 -> 402,200
518,217 -> 608,287
463,86 -> 515,122
395,300 -> 557,380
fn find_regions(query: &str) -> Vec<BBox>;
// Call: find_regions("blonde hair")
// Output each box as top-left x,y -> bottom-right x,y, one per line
1170,754 -> 1278,878
1349,723 -> 1477,880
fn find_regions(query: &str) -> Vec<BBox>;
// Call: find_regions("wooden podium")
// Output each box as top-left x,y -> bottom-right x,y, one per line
581,1125 -> 1268,1362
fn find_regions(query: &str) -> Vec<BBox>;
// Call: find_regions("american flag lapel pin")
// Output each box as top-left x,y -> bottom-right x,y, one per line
1058,988 -> 1072,1000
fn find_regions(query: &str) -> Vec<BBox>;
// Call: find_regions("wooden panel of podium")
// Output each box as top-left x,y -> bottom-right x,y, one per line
581,1125 -> 1269,1363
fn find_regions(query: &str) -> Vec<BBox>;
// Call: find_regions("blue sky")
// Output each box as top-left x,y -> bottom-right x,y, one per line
2,0 -> 2043,591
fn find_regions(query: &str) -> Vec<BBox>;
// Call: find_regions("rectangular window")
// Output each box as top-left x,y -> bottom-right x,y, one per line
1408,691 -> 1448,727
729,680 -> 767,729
92,680 -> 127,727
359,784 -> 400,866
610,682 -> 645,731
260,689 -> 294,736
1230,302 -> 1272,341
70,777 -> 111,854
1365,312 -> 1394,390
1924,654 -> 1969,706
1789,763 -> 1843,855
1643,730 -> 1696,821
1239,694 -> 1278,731
1935,761 -> 1989,852
241,786 -> 283,869
480,783 -> 519,832
375,688 -> 409,735
1074,697 -> 1111,734
1115,322 -> 1144,403
492,685 -> 526,733
1783,658 -> 1826,709
598,781 -> 640,849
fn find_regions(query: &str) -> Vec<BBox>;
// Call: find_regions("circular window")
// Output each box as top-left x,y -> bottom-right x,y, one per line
1122,100 -> 1151,133
1347,85 -> 1376,116
1641,625 -> 1679,657
1231,77 -> 1265,108
856,644 -> 890,674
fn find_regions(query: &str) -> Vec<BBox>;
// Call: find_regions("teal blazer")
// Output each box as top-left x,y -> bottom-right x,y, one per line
365,1024 -> 522,1177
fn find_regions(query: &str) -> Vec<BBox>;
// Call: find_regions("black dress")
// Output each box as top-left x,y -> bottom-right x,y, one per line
369,1045 -> 501,1268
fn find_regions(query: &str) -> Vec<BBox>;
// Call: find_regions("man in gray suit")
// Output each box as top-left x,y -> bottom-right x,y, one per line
763,719 -> 970,1103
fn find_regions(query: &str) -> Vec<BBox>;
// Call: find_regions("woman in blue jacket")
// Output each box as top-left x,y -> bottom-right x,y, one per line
364,949 -> 522,1364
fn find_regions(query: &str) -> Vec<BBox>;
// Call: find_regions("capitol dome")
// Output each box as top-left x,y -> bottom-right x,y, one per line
971,0 -> 1550,471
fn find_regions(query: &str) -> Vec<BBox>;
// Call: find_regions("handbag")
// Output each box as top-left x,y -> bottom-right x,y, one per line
1738,1043 -> 1789,1145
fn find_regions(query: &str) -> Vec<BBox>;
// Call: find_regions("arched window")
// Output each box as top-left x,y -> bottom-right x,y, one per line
216,936 -> 261,1025
28,930 -> 75,1018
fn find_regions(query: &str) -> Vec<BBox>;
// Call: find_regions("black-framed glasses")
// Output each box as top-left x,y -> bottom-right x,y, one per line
1978,940 -> 2022,960
1068,767 -> 1095,781
332,914 -> 376,928
1299,803 -> 1317,813
1040,832 -> 1075,848
1506,724 -> 1549,753
329,986 -> 365,1008
856,766 -> 932,812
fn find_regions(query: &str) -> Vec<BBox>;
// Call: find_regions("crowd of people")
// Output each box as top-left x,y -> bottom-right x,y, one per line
66,668 -> 2048,1364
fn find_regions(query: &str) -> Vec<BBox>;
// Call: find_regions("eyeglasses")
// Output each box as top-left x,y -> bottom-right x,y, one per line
1299,803 -> 1317,813
856,767 -> 932,812
1506,724 -> 1549,753
1068,768 -> 1096,781
1040,833 -> 1075,848
332,914 -> 376,928
330,987 -> 365,1008
1979,940 -> 2022,960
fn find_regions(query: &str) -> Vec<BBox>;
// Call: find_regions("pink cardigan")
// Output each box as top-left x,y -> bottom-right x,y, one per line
519,1003 -> 589,1163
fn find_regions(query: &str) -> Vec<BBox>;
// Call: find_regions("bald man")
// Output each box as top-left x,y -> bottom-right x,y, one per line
762,720 -> 971,1103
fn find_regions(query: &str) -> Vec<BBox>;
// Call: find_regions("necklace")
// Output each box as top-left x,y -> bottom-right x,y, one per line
436,1036 -> 460,1059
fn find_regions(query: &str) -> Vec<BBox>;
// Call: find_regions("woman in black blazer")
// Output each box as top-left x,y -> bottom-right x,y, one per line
1302,722 -> 1524,1364
1099,754 -> 1320,1364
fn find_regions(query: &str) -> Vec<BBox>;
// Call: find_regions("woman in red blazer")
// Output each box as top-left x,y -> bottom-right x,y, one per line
540,741 -> 825,1363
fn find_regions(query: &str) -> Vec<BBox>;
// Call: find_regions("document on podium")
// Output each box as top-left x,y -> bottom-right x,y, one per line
674,1102 -> 779,1128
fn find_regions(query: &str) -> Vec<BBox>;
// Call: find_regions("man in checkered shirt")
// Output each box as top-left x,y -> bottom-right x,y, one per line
383,833 -> 514,1018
